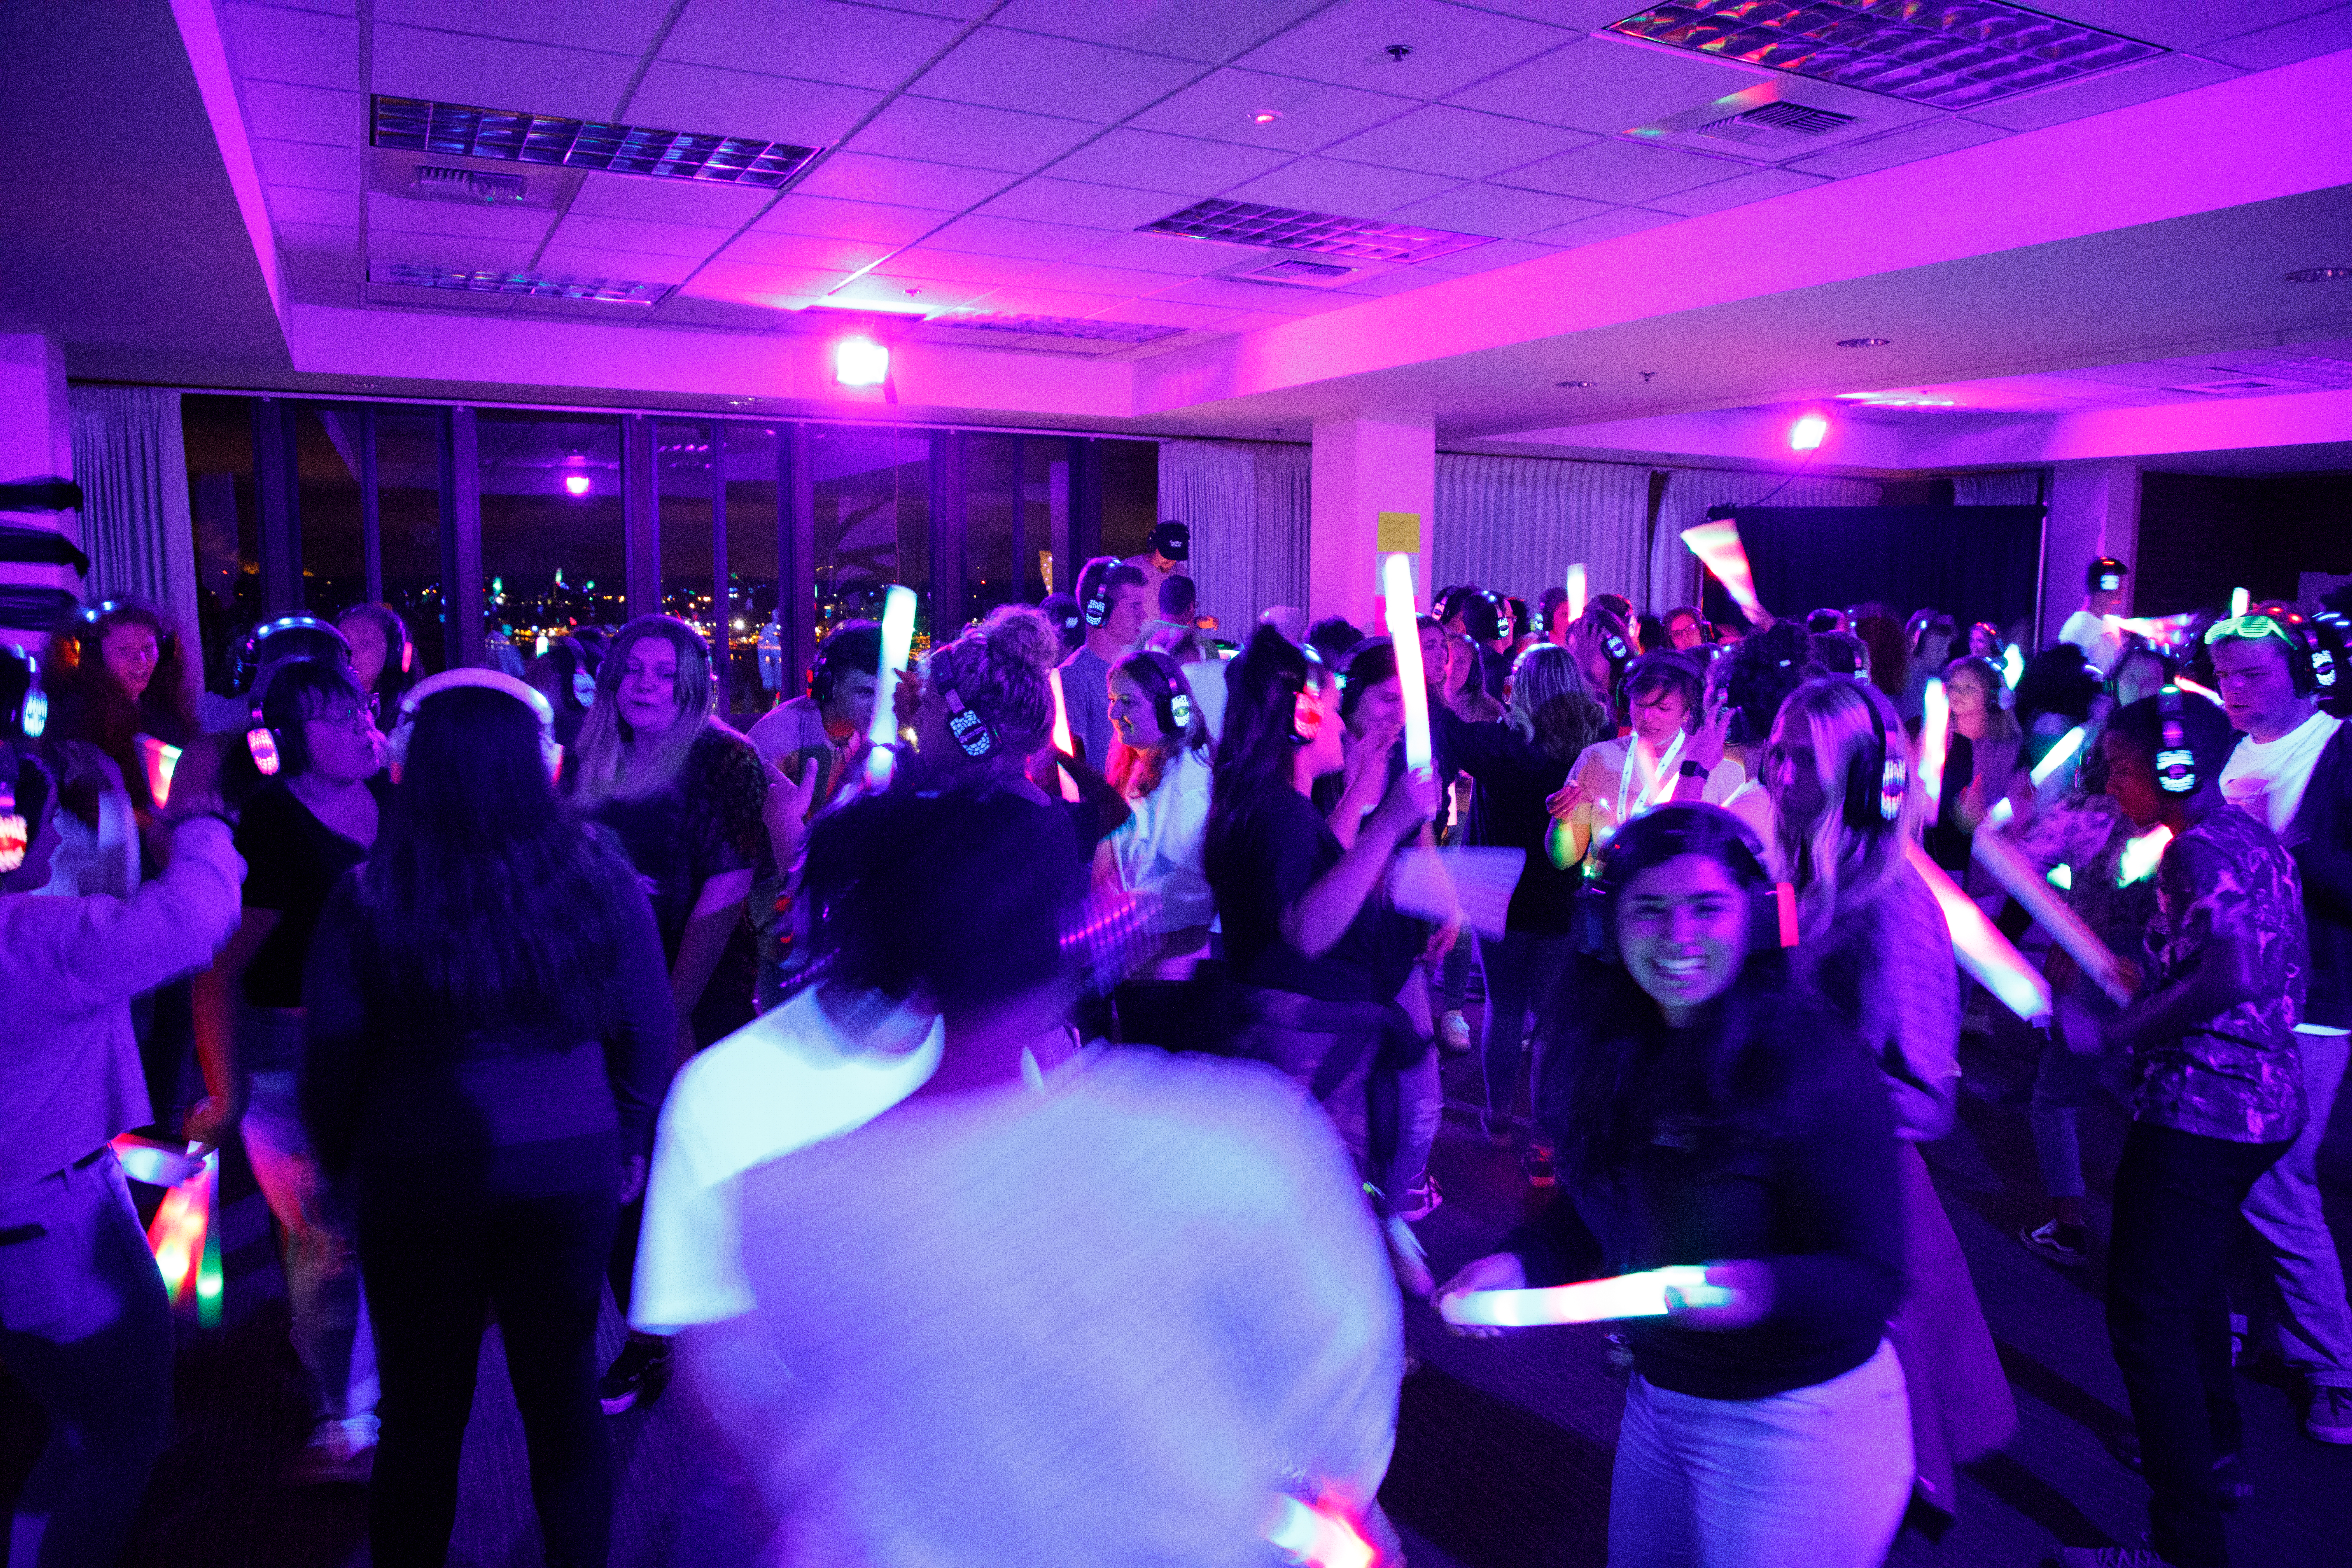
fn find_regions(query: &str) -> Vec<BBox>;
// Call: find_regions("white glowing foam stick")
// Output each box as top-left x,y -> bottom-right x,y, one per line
1391,847 -> 1523,939
2231,586 -> 2250,618
2175,674 -> 2220,705
1972,829 -> 2136,1004
866,585 -> 916,788
1380,552 -> 1432,773
2002,643 -> 2024,689
1045,666 -> 1081,801
2118,823 -> 2171,887
1438,1265 -> 1734,1328
1566,562 -> 1587,623
1265,1495 -> 1373,1568
1917,678 -> 1949,815
1679,519 -> 1763,620
1985,722 -> 2089,829
1907,841 -> 2052,1022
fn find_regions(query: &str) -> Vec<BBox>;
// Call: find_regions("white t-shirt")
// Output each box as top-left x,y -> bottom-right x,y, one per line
1107,747 -> 1213,936
1178,657 -> 1229,739
629,988 -> 942,1334
2058,609 -> 2126,676
2221,709 -> 2347,1035
1568,734 -> 1745,845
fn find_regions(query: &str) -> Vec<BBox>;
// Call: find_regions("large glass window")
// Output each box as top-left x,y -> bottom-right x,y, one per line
658,418 -> 718,642
813,426 -> 931,653
477,412 -> 625,674
182,394 -> 260,690
293,406 -> 369,622
374,408 -> 448,679
720,424 -> 781,719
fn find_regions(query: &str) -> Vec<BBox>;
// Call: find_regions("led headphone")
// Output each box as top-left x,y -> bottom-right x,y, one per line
1125,650 -> 1194,740
231,614 -> 350,694
2155,683 -> 2197,796
928,645 -> 997,760
2,645 -> 46,742
385,668 -> 563,783
1574,804 -> 1798,962
71,598 -> 180,671
1842,685 -> 1907,831
1079,558 -> 1115,629
0,743 -> 35,875
2205,609 -> 2334,700
1280,644 -> 1327,747
810,620 -> 880,709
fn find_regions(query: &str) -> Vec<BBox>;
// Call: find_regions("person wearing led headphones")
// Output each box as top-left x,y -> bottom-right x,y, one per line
302,669 -> 672,1568
336,602 -> 417,710
1058,556 -> 1150,770
1101,649 -> 1214,1047
0,643 -> 242,1568
2061,555 -> 2134,675
2208,609 -> 2352,1447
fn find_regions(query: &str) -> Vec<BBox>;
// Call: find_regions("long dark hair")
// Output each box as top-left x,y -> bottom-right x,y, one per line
47,598 -> 195,814
355,685 -> 645,1044
1206,624 -> 1324,864
1546,805 -> 1800,1187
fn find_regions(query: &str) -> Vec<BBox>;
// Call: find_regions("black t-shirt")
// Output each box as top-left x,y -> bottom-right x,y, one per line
1925,733 -> 1976,876
1433,704 -> 1582,934
236,776 -> 390,1008
1205,788 -> 1423,1003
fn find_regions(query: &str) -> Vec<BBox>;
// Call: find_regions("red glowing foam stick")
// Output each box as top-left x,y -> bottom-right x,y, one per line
1679,520 -> 1763,621
1972,829 -> 2136,1005
1906,841 -> 2051,1022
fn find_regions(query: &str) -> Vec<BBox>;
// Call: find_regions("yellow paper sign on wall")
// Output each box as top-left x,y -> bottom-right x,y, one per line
1377,511 -> 1421,553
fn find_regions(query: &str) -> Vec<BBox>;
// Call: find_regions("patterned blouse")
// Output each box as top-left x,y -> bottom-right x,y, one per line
2009,790 -> 2159,957
2135,802 -> 2308,1145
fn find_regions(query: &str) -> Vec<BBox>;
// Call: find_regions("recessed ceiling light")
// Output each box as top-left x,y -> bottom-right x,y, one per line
1140,198 -> 1492,265
1609,0 -> 2166,111
370,262 -> 660,302
370,95 -> 819,189
1249,109 -> 1283,124
1837,337 -> 1892,348
1557,380 -> 1597,388
2284,267 -> 2352,283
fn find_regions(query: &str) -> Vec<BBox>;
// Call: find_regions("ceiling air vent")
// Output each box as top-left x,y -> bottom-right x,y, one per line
1694,101 -> 1858,149
368,263 -> 661,305
408,163 -> 530,204
371,95 -> 820,188
1142,198 -> 1491,266
935,313 -> 1186,344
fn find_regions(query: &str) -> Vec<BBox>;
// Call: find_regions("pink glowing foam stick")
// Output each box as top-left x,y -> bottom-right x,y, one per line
1906,841 -> 2052,1022
1380,553 -> 1432,773
1565,563 -> 1587,623
1972,829 -> 2136,1004
1679,520 -> 1763,621
1264,1494 -> 1375,1568
1437,1265 -> 1735,1328
135,734 -> 181,809
1045,667 -> 1081,801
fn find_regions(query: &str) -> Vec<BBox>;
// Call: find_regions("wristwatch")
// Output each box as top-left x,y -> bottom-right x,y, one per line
1678,760 -> 1707,780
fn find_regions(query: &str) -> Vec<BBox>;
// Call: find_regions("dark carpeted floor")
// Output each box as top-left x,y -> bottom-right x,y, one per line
5,1002 -> 2346,1566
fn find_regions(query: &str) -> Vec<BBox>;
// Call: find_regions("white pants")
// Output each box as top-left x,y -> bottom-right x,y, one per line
1608,1338 -> 1912,1568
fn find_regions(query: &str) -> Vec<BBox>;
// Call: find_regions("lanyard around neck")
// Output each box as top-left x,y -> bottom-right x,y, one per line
1615,729 -> 1688,832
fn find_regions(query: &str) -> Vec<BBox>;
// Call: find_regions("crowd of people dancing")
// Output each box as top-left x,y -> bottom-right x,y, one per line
3,538 -> 2348,1568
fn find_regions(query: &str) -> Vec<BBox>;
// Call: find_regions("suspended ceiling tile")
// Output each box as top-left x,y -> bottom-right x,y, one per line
1386,182 -> 1608,239
1784,118 -> 2011,179
267,184 -> 358,227
790,151 -> 1010,210
1447,35 -> 1771,135
1498,138 -> 1752,205
240,80 -> 360,145
867,248 -> 1048,286
694,258 -> 867,301
365,229 -> 539,272
1323,104 -> 1597,179
913,26 -> 1203,121
1043,127 -> 1294,192
292,276 -> 362,307
1643,167 -> 1831,218
2027,0 -> 2338,50
719,230 -> 900,274
1131,69 -> 1417,152
533,244 -> 701,285
624,62 -> 880,147
825,271 -> 995,310
919,212 -> 1119,261
553,214 -> 741,259
660,0 -> 966,92
1221,157 -> 1462,214
963,283 -> 1131,318
1522,204 -> 1682,248
1072,230 -> 1268,275
374,0 -> 673,54
1413,236 -> 1562,274
565,177 -> 776,227
371,26 -> 639,122
749,194 -> 948,244
848,96 -> 1100,174
650,293 -> 799,330
977,176 -> 1204,231
1014,259 -> 1202,296
224,2 -> 356,89
1332,266 -> 1455,298
1234,0 -> 1573,98
995,0 -> 1332,62
1960,53 -> 2241,133
1081,296 -> 1238,328
278,221 -> 360,269
255,136 -> 359,191
2201,6 -> 2352,70
1145,277 -> 1329,311
366,190 -> 553,240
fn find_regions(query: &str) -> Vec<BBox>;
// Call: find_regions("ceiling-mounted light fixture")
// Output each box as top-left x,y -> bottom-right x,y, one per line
1837,337 -> 1891,348
1789,411 -> 1830,451
564,474 -> 591,497
2284,267 -> 2351,282
835,336 -> 889,387
1249,109 -> 1283,124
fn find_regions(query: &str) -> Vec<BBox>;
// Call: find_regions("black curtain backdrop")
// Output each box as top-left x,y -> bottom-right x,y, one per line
1699,505 -> 2045,632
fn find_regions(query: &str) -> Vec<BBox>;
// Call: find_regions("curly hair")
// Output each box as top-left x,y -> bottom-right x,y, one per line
933,603 -> 1061,760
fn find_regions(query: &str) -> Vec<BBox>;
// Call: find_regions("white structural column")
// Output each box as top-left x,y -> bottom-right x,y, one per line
1309,411 -> 1435,631
2041,460 -> 2140,637
0,330 -> 80,650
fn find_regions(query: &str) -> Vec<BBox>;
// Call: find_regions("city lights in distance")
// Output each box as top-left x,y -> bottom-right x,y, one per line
835,336 -> 889,386
1788,412 -> 1829,451
564,474 -> 592,496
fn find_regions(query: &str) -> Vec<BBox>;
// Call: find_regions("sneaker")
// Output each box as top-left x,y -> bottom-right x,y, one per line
288,1413 -> 378,1484
2103,1432 -> 2248,1509
1437,1011 -> 1472,1054
2308,1384 -> 2352,1444
2054,1550 -> 2164,1567
1521,1147 -> 1555,1189
2021,1219 -> 2090,1266
1395,1176 -> 1443,1223
598,1336 -> 674,1415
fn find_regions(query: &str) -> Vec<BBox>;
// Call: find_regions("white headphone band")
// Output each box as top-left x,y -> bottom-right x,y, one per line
389,668 -> 562,779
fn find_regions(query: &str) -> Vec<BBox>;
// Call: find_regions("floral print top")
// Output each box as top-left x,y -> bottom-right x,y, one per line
2135,801 -> 2308,1145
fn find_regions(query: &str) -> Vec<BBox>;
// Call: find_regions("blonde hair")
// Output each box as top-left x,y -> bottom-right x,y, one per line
566,615 -> 716,805
1770,676 -> 1919,930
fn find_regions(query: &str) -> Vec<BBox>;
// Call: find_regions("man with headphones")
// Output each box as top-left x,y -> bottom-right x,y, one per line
1059,556 -> 1150,769
2059,556 -> 2132,674
747,620 -> 881,812
2210,611 -> 2352,1444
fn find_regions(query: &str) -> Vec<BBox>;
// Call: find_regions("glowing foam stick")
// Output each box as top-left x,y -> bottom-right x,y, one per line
1045,667 -> 1081,801
1565,562 -> 1588,623
1906,841 -> 2052,1022
866,585 -> 916,788
2175,674 -> 2220,705
135,734 -> 181,809
1438,1265 -> 1735,1328
1972,830 -> 2135,1004
1392,847 -> 1522,939
111,1132 -> 204,1188
1265,1494 -> 1373,1568
2231,586 -> 2250,619
1679,519 -> 1763,620
1380,553 -> 1432,772
2001,643 -> 2024,688
1985,722 -> 2091,830
142,1147 -> 216,1309
1917,678 -> 1949,815
2118,823 -> 2171,887
2115,611 -> 2197,648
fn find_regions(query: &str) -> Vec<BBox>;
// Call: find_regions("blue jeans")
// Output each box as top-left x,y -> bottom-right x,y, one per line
1475,929 -> 1574,1142
1608,1339 -> 1912,1567
245,1064 -> 378,1420
2241,1029 -> 2352,1386
0,1149 -> 173,1567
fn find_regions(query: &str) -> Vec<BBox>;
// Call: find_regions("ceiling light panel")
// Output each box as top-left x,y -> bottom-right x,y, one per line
1139,198 -> 1494,265
369,263 -> 662,303
935,314 -> 1187,344
1608,2 -> 2168,111
370,96 -> 819,188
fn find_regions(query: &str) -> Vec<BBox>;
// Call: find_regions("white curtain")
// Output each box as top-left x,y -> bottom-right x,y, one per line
1954,470 -> 2045,506
1433,453 -> 1651,613
1648,467 -> 1885,613
1156,439 -> 1309,635
68,386 -> 203,687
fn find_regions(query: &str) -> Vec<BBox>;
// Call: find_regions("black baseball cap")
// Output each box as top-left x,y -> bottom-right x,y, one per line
2087,556 -> 2127,594
1150,520 -> 1190,562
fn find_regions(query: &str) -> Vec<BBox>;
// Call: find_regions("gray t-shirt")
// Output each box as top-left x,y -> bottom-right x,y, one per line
1059,646 -> 1115,767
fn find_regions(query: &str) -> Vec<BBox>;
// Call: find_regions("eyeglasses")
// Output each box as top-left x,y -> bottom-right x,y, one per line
2203,614 -> 2297,647
307,694 -> 381,732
